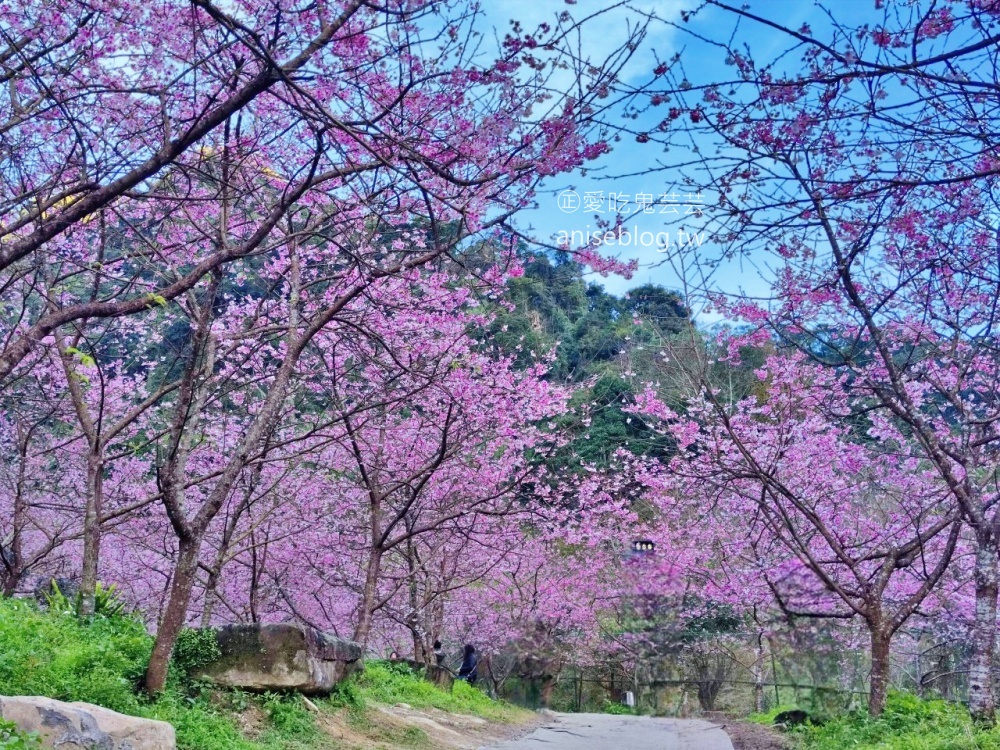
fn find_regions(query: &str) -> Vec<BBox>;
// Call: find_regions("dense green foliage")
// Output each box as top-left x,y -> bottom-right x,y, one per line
0,599 -> 522,750
599,700 -> 636,716
757,693 -> 1000,750
171,628 -> 222,677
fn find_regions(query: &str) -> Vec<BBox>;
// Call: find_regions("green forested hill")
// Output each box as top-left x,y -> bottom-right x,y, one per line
481,252 -> 688,469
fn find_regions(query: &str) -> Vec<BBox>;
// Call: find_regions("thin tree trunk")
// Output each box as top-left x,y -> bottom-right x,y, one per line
352,548 -> 382,647
412,631 -> 424,664
3,436 -> 28,596
405,539 -> 427,664
78,449 -> 104,617
200,515 -> 239,628
753,630 -> 766,714
144,536 -> 202,693
54,331 -> 103,617
969,535 -> 998,726
200,565 -> 221,629
868,627 -> 892,716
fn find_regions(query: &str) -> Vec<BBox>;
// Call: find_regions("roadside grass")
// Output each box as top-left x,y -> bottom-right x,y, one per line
0,597 -> 522,750
599,699 -> 636,715
754,692 -> 1000,750
348,661 -> 526,722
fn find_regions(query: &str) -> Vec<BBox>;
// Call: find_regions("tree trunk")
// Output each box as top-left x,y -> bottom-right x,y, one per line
78,449 -> 104,617
752,631 -> 767,714
405,539 -> 427,664
3,440 -> 28,596
200,564 -> 221,629
352,548 -> 382,647
144,536 -> 202,694
969,535 -> 998,726
868,627 -> 892,716
412,631 -> 424,665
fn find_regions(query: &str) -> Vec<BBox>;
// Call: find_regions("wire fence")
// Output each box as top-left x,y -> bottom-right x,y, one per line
496,630 -> 975,716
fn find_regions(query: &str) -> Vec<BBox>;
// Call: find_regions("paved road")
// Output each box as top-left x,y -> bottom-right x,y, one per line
483,712 -> 734,750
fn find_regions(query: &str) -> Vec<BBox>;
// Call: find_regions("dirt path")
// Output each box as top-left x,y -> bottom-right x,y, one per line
723,721 -> 794,750
316,703 -> 541,749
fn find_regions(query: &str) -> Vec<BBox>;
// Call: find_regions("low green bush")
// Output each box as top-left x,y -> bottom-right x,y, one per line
40,580 -> 127,619
327,676 -> 365,710
600,699 -> 635,715
0,597 -> 149,714
260,693 -> 317,739
0,719 -> 40,749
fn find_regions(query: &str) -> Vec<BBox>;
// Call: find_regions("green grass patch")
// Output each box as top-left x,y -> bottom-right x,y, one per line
788,692 -> 1000,750
0,596 -> 150,714
343,660 -> 525,722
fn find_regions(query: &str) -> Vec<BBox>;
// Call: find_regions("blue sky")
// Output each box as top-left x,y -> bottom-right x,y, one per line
480,1 -> 832,319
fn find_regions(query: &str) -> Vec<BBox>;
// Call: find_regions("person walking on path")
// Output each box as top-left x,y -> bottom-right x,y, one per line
457,644 -> 479,684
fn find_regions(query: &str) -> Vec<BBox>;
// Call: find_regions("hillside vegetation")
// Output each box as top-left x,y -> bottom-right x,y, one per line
754,693 -> 1000,750
0,598 -> 530,750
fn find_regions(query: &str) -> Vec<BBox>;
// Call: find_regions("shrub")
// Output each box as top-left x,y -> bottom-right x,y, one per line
42,580 -> 127,618
327,679 -> 365,711
0,719 -> 40,749
171,629 -> 221,677
601,699 -> 635,715
261,694 -> 317,739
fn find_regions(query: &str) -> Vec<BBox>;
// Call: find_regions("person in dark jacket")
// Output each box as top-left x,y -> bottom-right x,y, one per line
433,640 -> 446,666
457,643 -> 478,684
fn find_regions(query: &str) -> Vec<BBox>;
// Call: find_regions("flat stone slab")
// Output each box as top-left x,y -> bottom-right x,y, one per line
0,695 -> 176,750
193,623 -> 363,694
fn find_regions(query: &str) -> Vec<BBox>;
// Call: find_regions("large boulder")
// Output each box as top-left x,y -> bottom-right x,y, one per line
193,623 -> 363,694
0,695 -> 175,750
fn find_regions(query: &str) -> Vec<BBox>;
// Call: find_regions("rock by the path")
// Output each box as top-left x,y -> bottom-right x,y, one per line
0,695 -> 175,750
193,623 -> 363,694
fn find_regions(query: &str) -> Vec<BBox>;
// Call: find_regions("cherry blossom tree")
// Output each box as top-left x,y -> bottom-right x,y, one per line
632,348 -> 962,714
0,0 -> 638,383
631,0 -> 1000,723
0,0 -> 654,695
